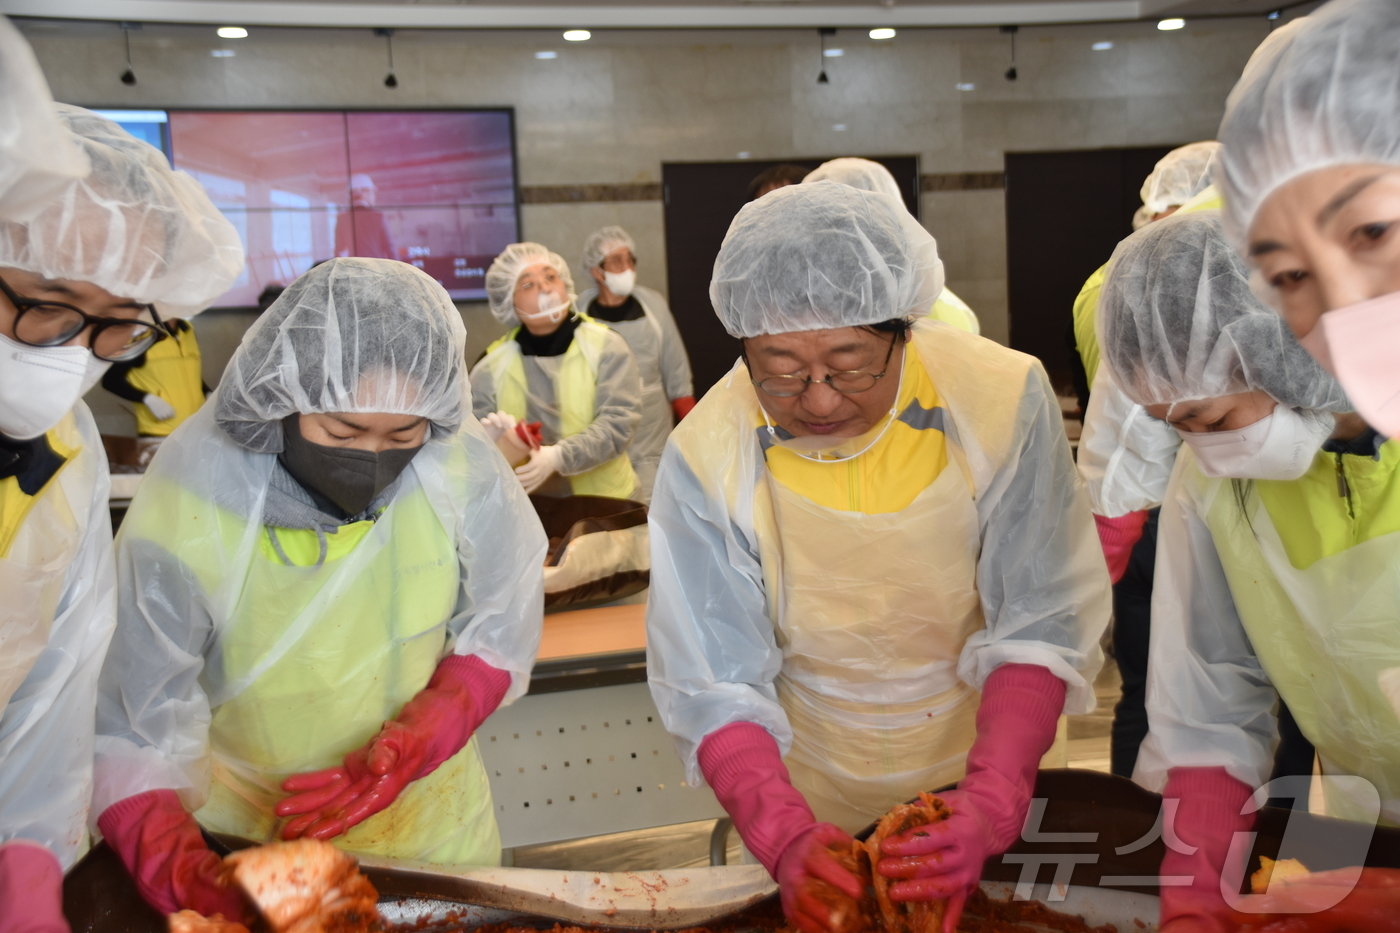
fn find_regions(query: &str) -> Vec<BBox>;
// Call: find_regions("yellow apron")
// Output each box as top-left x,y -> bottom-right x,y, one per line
127,324 -> 204,437
191,487 -> 501,866
1201,467 -> 1400,825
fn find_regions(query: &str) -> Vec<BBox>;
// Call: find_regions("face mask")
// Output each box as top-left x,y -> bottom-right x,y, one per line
517,290 -> 569,326
603,269 -> 636,298
1298,290 -> 1400,439
278,419 -> 423,517
0,333 -> 110,440
1177,405 -> 1333,480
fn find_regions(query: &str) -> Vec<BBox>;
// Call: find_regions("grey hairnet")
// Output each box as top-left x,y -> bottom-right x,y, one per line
581,225 -> 636,271
1140,142 -> 1219,216
485,241 -> 576,326
1099,210 -> 1347,412
709,180 -> 944,338
215,258 -> 469,452
804,157 -> 904,206
0,105 -> 243,317
1216,0 -> 1400,248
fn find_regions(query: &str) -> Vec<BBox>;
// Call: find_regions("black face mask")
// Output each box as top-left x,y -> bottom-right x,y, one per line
278,417 -> 423,517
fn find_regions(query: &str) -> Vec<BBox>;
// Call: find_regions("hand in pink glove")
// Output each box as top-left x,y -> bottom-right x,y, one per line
876,664 -> 1067,933
1095,510 -> 1149,584
0,841 -> 69,933
697,722 -> 864,933
97,789 -> 251,922
1157,767 -> 1256,933
277,654 -> 510,840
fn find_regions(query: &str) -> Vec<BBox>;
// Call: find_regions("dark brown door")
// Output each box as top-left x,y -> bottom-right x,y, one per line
662,156 -> 921,395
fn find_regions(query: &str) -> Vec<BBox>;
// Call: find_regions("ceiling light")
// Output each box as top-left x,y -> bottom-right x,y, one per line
563,29 -> 591,42
1267,9 -> 1282,20
1092,41 -> 1114,51
832,123 -> 848,132
1157,18 -> 1186,31
737,151 -> 751,159
824,48 -> 844,57
956,82 -> 976,91
216,26 -> 247,39
210,49 -> 235,58
869,28 -> 896,41
535,50 -> 558,59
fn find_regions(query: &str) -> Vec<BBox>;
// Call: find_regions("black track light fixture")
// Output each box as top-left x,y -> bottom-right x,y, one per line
120,23 -> 138,85
1001,25 -> 1019,82
817,27 -> 835,85
375,28 -> 398,88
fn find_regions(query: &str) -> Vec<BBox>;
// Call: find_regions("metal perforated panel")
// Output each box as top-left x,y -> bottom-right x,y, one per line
479,682 -> 726,849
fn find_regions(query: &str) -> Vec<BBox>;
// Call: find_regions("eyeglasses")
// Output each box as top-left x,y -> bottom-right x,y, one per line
0,276 -> 166,362
748,335 -> 899,398
600,252 -> 637,273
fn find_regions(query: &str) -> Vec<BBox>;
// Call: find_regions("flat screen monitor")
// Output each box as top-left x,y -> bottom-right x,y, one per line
93,108 -> 520,306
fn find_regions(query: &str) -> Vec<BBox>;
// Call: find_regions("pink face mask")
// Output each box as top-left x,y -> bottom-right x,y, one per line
1298,290 -> 1400,440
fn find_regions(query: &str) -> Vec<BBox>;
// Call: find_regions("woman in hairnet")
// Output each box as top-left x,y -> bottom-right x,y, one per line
472,242 -> 643,499
0,95 -> 241,931
804,157 -> 981,335
1095,210 -> 1399,932
1216,0 -> 1400,439
93,258 -> 546,921
647,182 -> 1109,933
575,225 -> 694,501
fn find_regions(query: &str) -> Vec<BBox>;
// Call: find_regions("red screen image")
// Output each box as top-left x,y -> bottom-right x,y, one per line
166,109 -> 519,305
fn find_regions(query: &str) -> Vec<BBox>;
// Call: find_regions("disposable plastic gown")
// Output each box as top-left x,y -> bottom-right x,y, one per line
576,283 -> 692,499
0,17 -> 88,220
93,260 -> 546,848
1077,368 -> 1181,516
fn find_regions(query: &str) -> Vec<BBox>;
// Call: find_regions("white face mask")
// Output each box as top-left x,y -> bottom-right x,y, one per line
0,333 -> 110,440
603,269 -> 636,298
1298,290 -> 1400,440
516,290 -> 569,326
1177,405 -> 1334,481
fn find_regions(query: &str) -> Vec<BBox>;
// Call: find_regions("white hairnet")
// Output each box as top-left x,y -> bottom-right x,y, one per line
1216,0 -> 1400,247
0,18 -> 89,221
485,241 -> 576,326
1140,142 -> 1220,216
215,257 -> 470,453
1130,205 -> 1154,231
0,105 -> 243,317
803,157 -> 905,206
1099,210 -> 1347,412
581,225 -> 636,271
709,180 -> 944,339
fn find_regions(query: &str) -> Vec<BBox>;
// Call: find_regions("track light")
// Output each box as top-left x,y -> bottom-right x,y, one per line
817,27 -> 835,84
120,23 -> 138,85
1001,25 -> 1019,82
375,28 -> 398,88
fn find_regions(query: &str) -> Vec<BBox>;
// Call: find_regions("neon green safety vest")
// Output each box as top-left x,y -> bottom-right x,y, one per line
127,324 -> 205,437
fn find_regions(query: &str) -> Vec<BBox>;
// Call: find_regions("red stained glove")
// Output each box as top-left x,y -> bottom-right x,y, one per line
876,664 -> 1066,933
515,420 -> 543,450
671,397 -> 697,421
0,841 -> 69,933
277,654 -> 510,840
97,789 -> 251,922
1095,510 -> 1149,584
698,722 -> 863,933
1157,767 -> 1257,933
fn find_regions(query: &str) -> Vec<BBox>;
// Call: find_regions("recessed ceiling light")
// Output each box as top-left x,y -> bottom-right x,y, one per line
956,82 -> 976,91
563,29 -> 591,42
869,28 -> 897,41
210,49 -> 236,58
832,123 -> 848,131
216,26 -> 248,39
824,48 -> 844,58
737,151 -> 751,159
535,50 -> 558,59
1092,41 -> 1114,51
1157,18 -> 1186,31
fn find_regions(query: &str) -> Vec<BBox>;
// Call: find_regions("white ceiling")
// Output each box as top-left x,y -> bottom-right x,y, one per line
0,0 -> 1304,29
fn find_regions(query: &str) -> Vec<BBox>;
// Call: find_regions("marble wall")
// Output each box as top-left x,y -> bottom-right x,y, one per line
15,15 -> 1288,429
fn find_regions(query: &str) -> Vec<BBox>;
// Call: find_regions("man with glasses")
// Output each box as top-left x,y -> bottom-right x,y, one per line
646,181 -> 1110,933
0,104 -> 240,931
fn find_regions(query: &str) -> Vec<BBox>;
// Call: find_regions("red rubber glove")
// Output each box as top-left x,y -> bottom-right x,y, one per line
876,664 -> 1067,933
1157,767 -> 1257,933
671,397 -> 697,421
277,653 -> 510,840
97,789 -> 251,922
698,722 -> 863,933
516,420 -> 543,451
1095,510 -> 1149,584
0,841 -> 68,933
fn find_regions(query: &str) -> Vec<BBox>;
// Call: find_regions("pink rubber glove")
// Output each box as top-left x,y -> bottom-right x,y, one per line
698,722 -> 863,933
1095,510 -> 1149,584
277,654 -> 510,840
0,841 -> 68,933
97,789 -> 251,922
876,664 -> 1066,933
1157,767 -> 1256,933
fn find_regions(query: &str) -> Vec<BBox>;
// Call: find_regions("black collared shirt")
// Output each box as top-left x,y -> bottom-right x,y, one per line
587,294 -> 645,324
515,313 -> 582,357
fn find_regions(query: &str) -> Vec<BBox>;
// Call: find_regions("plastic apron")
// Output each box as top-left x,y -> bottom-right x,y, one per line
601,309 -> 668,500
1204,478 -> 1400,825
0,413 -> 81,710
127,326 -> 204,437
753,404 -> 985,833
193,487 -> 501,866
